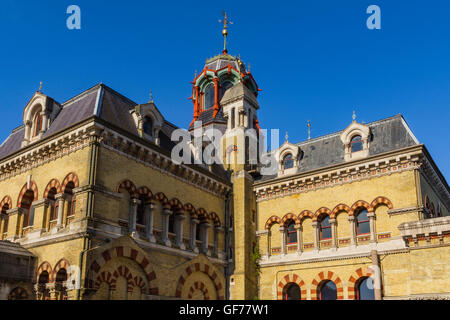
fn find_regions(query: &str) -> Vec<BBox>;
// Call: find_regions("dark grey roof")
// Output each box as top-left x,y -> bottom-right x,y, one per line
0,126 -> 25,159
256,115 -> 419,182
0,241 -> 35,257
188,108 -> 227,130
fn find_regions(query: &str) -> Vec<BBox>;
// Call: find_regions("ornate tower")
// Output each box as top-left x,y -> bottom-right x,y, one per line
188,12 -> 263,299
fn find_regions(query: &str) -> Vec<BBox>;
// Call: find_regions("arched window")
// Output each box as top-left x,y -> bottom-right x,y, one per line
283,283 -> 301,300
351,135 -> 363,153
319,215 -> 331,240
196,223 -> 201,241
8,287 -> 28,300
33,113 -> 43,137
318,280 -> 337,300
136,195 -> 149,226
1,203 -> 9,236
220,81 -> 233,100
356,277 -> 375,300
64,182 -> 76,220
168,212 -> 175,234
356,209 -> 370,235
143,116 -> 153,135
204,84 -> 215,110
47,187 -> 58,221
286,221 -> 297,244
282,154 -> 294,170
55,268 -> 68,300
38,271 -> 50,300
21,190 -> 35,228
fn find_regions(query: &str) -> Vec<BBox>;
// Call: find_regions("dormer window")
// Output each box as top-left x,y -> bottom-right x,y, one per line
351,135 -> 363,153
204,84 -> 215,110
282,154 -> 294,170
33,112 -> 43,137
143,116 -> 153,135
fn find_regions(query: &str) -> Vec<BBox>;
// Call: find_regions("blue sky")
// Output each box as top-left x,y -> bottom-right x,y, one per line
0,0 -> 449,179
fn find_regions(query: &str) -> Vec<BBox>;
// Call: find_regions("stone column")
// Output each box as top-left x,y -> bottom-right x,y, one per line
371,250 -> 382,300
161,208 -> 172,247
279,226 -> 286,255
368,212 -> 377,243
174,213 -> 186,250
295,224 -> 303,253
330,218 -> 337,249
190,218 -> 199,253
349,216 -> 356,246
129,198 -> 140,238
213,226 -> 221,256
312,221 -> 319,251
267,230 -> 271,257
55,193 -> 66,229
144,202 -> 156,243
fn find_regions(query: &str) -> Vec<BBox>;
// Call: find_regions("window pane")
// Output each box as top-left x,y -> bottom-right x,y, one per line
205,84 -> 215,109
320,281 -> 337,300
357,220 -> 370,235
358,278 -> 375,300
143,117 -> 153,135
351,135 -> 363,152
283,154 -> 294,169
357,209 -> 368,221
288,231 -> 297,244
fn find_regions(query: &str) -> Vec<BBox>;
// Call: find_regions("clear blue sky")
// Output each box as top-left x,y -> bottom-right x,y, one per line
0,0 -> 449,180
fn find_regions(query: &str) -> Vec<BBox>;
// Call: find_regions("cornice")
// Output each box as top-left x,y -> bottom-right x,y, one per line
254,145 -> 424,202
98,126 -> 231,199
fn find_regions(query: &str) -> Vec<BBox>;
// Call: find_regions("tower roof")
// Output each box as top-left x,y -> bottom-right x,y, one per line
205,53 -> 246,73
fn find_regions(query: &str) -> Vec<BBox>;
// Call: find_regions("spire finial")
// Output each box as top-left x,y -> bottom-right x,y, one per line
248,62 -> 251,73
352,110 -> 356,122
307,120 -> 311,140
149,91 -> 153,103
219,11 -> 233,54
285,131 -> 289,142
39,81 -> 43,93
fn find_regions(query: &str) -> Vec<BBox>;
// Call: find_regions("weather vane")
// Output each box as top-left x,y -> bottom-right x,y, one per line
219,11 -> 233,54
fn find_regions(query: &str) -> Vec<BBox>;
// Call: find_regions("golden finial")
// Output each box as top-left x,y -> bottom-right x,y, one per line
39,81 -> 43,93
219,11 -> 233,54
352,110 -> 356,122
285,131 -> 289,142
307,120 -> 311,140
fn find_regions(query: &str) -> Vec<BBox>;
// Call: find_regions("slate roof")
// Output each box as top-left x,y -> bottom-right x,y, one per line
0,84 -> 229,181
256,114 -> 420,182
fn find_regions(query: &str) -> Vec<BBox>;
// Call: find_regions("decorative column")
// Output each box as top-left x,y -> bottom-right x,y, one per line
144,202 -> 156,243
129,198 -> 140,238
330,218 -> 338,249
267,230 -> 271,257
371,250 -> 382,300
189,218 -> 199,253
368,212 -> 377,243
295,224 -> 303,253
279,226 -> 286,255
349,216 -> 356,246
174,213 -> 186,250
55,193 -> 66,229
213,226 -> 221,256
213,78 -> 220,117
161,208 -> 172,247
312,221 -> 320,251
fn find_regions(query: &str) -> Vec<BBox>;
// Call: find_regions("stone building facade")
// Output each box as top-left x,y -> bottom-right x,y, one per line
0,47 -> 448,300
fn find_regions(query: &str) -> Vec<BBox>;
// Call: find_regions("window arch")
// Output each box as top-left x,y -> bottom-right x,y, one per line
8,287 -> 28,300
351,135 -> 363,153
319,215 -> 331,240
46,187 -> 58,221
204,84 -> 215,110
318,280 -> 337,300
356,277 -> 375,300
356,208 -> 370,235
283,283 -> 301,300
37,270 -> 50,300
1,203 -> 9,237
64,181 -> 76,221
21,190 -> 35,228
282,154 -> 294,170
286,221 -> 297,244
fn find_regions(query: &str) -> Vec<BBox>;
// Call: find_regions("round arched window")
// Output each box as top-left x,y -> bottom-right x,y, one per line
286,221 -> 297,244
356,277 -> 375,300
319,215 -> 331,240
143,116 -> 153,135
33,113 -> 43,137
351,135 -> 363,153
204,84 -> 215,110
282,154 -> 294,170
318,280 -> 337,300
283,283 -> 301,300
356,208 -> 370,235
